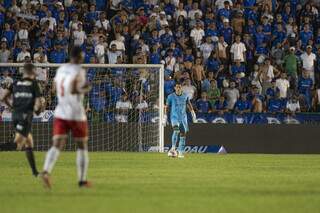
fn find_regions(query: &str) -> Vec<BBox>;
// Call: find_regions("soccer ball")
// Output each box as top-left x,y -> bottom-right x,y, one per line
168,150 -> 178,158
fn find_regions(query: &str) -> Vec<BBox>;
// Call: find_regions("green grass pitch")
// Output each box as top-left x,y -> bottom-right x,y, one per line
0,152 -> 320,213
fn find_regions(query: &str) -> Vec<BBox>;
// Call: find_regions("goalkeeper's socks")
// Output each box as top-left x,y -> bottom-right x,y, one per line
171,130 -> 179,148
43,146 -> 60,173
178,137 -> 186,153
25,147 -> 39,177
77,149 -> 89,182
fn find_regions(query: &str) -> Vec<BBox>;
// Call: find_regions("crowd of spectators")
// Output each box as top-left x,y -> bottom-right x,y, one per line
1,0 -> 320,118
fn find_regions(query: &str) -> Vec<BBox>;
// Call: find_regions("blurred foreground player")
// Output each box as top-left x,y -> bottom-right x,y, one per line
165,82 -> 196,158
41,46 -> 92,188
1,63 -> 45,177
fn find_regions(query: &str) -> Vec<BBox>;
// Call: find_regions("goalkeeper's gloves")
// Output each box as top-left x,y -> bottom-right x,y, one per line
191,110 -> 197,123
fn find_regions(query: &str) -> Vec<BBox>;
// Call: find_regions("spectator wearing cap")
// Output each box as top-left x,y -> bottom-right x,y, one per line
159,11 -> 169,27
300,45 -> 317,82
230,35 -> 246,62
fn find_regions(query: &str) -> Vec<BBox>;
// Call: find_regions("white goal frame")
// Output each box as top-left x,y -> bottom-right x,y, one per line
0,63 -> 165,152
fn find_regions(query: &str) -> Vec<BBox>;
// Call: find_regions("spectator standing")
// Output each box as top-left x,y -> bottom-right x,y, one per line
300,45 -> 317,82
230,35 -> 246,62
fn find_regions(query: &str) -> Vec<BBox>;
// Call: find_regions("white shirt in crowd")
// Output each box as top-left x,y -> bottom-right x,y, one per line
95,19 -> 110,31
286,100 -> 300,112
165,56 -> 176,71
136,101 -> 148,110
300,52 -> 316,71
276,78 -> 290,98
182,85 -> 197,100
95,44 -> 105,63
115,100 -> 132,123
215,0 -> 233,9
174,9 -> 187,20
188,9 -> 203,20
16,29 -> 28,40
230,42 -> 246,62
190,28 -> 205,48
17,51 -> 31,62
107,50 -> 122,64
40,17 -> 57,31
200,43 -> 214,61
109,40 -> 125,51
73,30 -> 87,46
36,67 -> 48,82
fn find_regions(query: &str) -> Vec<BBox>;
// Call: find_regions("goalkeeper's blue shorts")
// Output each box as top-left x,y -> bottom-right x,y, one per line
171,117 -> 189,133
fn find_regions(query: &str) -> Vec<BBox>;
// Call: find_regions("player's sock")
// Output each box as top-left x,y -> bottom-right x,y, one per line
171,130 -> 179,149
77,149 -> 89,182
25,147 -> 39,177
178,137 -> 186,153
43,146 -> 60,173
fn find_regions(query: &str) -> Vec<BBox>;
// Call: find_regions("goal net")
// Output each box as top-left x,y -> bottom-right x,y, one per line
0,63 -> 164,152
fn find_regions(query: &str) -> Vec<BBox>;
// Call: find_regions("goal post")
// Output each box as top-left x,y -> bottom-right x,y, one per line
0,63 -> 165,152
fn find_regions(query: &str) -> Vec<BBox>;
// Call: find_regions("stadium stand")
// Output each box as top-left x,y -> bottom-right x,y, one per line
1,0 -> 320,119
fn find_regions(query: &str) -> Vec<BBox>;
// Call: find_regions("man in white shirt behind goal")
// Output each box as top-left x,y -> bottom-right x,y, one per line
40,46 -> 92,189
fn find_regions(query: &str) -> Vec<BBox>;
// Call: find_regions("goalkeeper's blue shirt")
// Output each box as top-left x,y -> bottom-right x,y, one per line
167,92 -> 189,122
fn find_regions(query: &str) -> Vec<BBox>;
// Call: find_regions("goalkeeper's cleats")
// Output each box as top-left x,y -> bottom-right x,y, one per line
40,172 -> 52,189
79,181 -> 92,188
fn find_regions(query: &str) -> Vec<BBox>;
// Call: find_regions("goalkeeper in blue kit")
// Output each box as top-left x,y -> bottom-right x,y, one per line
165,82 -> 196,158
